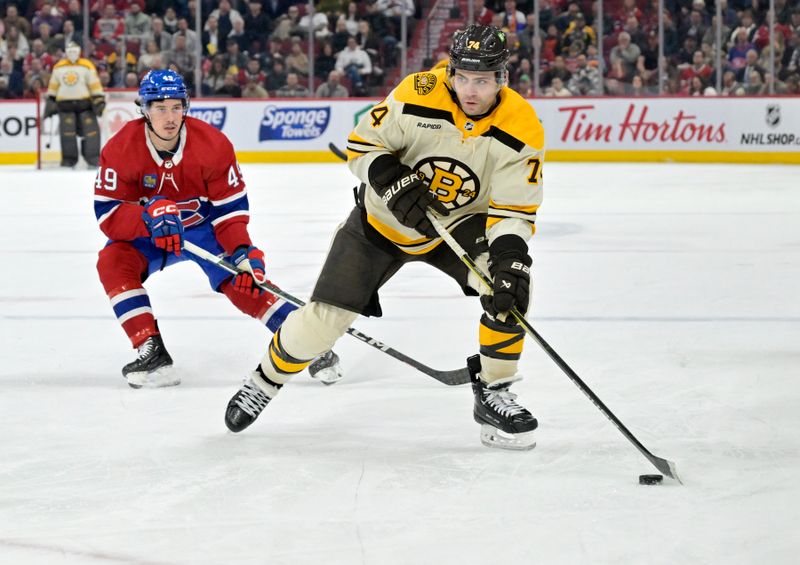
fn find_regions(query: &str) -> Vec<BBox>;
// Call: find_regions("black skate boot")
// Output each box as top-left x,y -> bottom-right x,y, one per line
225,366 -> 282,433
468,355 -> 538,451
308,350 -> 343,385
122,334 -> 178,389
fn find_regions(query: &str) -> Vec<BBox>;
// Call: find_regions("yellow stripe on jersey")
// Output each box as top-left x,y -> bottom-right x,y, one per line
346,132 -> 384,160
486,216 -> 536,235
366,214 -> 432,246
489,201 -> 540,215
53,58 -> 99,72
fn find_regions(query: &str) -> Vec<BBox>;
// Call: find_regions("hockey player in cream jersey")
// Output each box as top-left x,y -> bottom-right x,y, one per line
225,25 -> 544,450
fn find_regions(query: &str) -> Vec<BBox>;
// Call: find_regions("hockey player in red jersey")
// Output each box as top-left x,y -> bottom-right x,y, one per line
94,69 -> 342,388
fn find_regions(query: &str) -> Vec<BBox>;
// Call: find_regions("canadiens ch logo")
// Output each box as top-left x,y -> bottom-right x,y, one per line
414,156 -> 480,211
143,174 -> 157,189
414,72 -> 437,95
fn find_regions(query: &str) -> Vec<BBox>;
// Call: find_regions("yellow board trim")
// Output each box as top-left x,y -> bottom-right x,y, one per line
7,149 -> 800,166
0,153 -> 37,165
546,149 -> 800,164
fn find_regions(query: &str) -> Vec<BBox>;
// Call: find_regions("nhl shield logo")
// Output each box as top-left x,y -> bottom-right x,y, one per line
414,72 -> 437,95
766,104 -> 780,128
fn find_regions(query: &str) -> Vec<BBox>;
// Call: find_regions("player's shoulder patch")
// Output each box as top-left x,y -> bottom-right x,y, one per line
394,68 -> 450,105
413,72 -> 438,95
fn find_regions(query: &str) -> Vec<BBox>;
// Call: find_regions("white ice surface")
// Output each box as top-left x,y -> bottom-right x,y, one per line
1,162 -> 798,565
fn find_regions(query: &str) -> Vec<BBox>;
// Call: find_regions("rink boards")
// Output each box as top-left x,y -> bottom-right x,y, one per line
2,95 -> 799,165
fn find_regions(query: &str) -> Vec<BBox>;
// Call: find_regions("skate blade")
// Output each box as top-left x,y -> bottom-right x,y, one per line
479,424 -> 537,451
308,364 -> 344,385
126,366 -> 180,389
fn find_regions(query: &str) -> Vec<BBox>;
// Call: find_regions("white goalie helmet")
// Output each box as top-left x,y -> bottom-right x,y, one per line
66,41 -> 81,63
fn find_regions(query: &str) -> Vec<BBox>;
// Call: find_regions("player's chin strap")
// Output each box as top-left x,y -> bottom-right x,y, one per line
181,240 -> 471,387
424,210 -> 682,482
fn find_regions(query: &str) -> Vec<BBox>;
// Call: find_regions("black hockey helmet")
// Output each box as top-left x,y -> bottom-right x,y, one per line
448,25 -> 509,83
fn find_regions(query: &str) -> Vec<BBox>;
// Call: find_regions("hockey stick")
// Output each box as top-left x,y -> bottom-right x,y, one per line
45,116 -> 56,149
328,142 -> 348,162
426,212 -> 681,481
183,240 -> 470,386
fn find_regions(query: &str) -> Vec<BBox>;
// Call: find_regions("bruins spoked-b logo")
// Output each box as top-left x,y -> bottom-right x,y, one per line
415,157 -> 480,211
414,72 -> 437,95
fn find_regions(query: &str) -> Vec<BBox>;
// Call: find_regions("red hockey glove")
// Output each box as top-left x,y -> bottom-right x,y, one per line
142,196 -> 184,256
231,245 -> 267,297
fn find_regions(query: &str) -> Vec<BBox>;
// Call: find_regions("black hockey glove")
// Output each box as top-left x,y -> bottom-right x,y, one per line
92,96 -> 106,117
43,96 -> 58,119
376,167 -> 449,238
481,235 -> 532,320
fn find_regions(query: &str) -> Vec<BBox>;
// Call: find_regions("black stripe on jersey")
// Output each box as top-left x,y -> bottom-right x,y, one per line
347,137 -> 379,147
481,126 -> 525,152
402,103 -> 455,124
346,146 -> 368,154
488,213 -> 536,225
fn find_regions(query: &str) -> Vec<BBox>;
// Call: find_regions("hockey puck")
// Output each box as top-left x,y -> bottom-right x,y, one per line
639,474 -> 663,485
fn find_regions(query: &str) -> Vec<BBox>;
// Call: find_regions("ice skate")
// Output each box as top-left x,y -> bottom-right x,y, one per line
225,367 -> 282,432
468,355 -> 537,451
122,334 -> 178,389
307,350 -> 343,385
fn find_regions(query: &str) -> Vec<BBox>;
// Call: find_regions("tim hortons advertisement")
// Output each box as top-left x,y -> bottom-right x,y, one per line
531,98 -> 800,157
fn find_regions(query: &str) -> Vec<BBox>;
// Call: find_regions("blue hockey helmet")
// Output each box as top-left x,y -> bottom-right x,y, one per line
138,69 -> 188,107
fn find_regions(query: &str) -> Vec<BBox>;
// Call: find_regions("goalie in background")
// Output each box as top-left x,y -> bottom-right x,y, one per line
44,41 -> 106,168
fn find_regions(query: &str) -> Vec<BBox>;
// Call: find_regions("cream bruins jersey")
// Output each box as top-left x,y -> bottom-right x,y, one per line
47,58 -> 104,102
346,67 -> 544,255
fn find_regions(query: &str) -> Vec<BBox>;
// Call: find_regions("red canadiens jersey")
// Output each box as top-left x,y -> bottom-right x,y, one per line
93,116 -> 251,255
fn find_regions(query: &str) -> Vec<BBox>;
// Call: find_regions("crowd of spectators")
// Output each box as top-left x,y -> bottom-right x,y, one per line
0,0 -> 416,99
1,0 -> 798,100
493,0 -> 800,96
